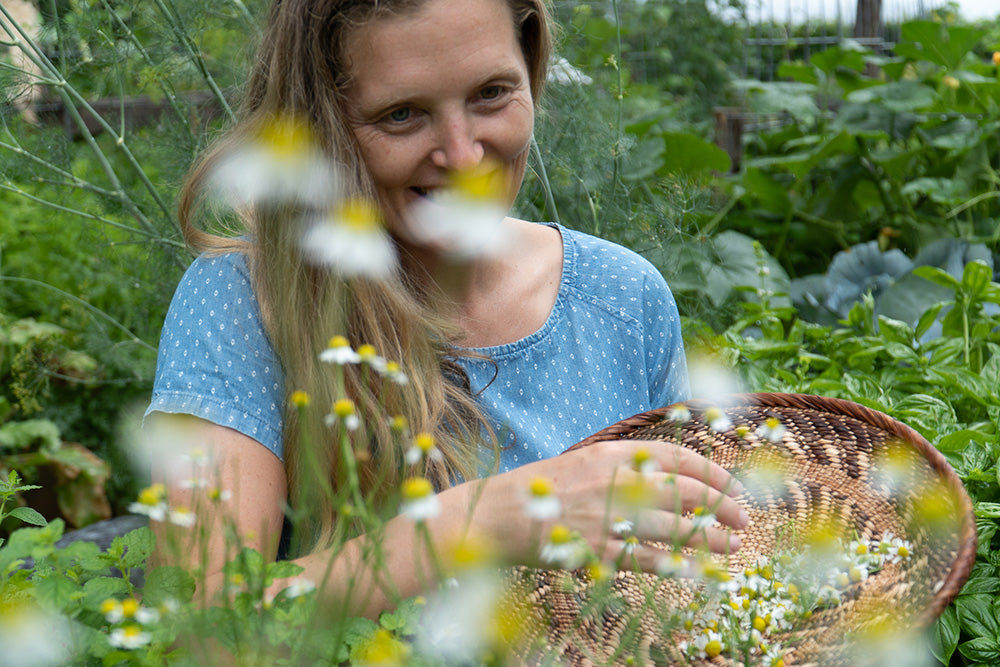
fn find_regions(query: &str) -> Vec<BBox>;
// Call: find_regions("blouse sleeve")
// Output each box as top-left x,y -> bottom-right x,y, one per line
642,266 -> 690,409
144,253 -> 286,460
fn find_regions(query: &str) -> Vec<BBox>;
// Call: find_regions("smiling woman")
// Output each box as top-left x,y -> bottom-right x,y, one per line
142,0 -> 744,636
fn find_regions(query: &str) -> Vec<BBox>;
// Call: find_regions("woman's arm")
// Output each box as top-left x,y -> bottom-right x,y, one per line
149,418 -> 746,619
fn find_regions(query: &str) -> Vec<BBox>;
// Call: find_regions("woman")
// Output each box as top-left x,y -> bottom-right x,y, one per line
146,0 -> 748,619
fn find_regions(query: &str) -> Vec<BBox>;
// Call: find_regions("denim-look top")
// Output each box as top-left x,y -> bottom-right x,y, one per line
145,224 -> 690,473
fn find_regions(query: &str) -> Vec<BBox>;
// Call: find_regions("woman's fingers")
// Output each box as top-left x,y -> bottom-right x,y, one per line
628,509 -> 742,554
630,439 -> 744,498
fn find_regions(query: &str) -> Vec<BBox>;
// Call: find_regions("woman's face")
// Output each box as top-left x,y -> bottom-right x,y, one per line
343,0 -> 535,247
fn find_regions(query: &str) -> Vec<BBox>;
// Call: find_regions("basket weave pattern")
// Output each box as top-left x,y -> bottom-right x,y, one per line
507,393 -> 976,666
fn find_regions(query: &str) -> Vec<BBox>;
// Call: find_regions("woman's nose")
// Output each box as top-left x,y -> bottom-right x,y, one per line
430,113 -> 484,171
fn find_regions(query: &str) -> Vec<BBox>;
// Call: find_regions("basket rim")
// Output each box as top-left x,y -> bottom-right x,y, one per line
566,391 -> 978,621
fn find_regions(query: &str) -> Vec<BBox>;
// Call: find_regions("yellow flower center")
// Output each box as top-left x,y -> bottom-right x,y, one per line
529,476 -> 554,497
390,415 -> 408,432
333,399 -> 356,417
414,432 -> 436,453
328,335 -> 350,349
357,344 -> 377,360
290,390 -> 310,407
402,477 -> 433,501
121,598 -> 139,618
764,417 -> 781,429
100,599 -> 118,615
548,524 -> 572,545
705,639 -> 723,658
449,163 -> 506,202
334,196 -> 382,231
897,545 -> 910,558
137,484 -> 165,507
256,114 -> 316,160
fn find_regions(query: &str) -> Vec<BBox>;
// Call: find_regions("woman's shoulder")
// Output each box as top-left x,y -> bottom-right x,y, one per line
554,224 -> 669,298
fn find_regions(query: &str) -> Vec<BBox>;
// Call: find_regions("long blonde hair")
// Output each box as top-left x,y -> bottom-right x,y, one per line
176,0 -> 553,553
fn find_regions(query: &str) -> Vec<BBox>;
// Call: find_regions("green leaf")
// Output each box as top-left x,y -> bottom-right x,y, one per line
143,565 -> 196,606
657,132 -> 730,176
82,576 -> 130,609
114,527 -> 155,570
0,419 -> 62,452
961,260 -> 992,302
956,594 -> 1000,638
913,265 -> 960,291
931,605 -> 960,666
959,637 -> 1000,663
266,560 -> 305,581
7,506 -> 47,527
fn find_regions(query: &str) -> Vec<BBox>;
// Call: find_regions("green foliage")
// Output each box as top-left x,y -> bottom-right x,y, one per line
722,20 -> 1000,277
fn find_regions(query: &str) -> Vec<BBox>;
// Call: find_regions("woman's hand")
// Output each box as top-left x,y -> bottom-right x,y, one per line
468,439 -> 748,572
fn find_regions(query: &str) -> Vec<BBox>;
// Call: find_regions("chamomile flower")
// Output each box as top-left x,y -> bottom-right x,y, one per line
620,535 -> 640,555
632,447 -> 660,475
168,506 -> 196,528
400,477 -> 440,521
704,407 -> 732,433
540,524 -> 586,568
108,624 -> 151,650
755,417 -> 786,443
301,197 -> 397,278
356,344 -> 388,373
408,163 -> 511,259
319,336 -> 361,365
290,390 -> 310,407
383,361 -> 409,385
325,398 -> 361,431
691,506 -> 716,530
101,598 -> 138,624
523,476 -> 561,520
667,405 -> 692,423
210,113 -> 339,208
128,483 -> 168,521
354,628 -> 411,667
611,516 -> 634,536
657,552 -> 691,578
283,578 -> 317,599
405,432 -> 444,466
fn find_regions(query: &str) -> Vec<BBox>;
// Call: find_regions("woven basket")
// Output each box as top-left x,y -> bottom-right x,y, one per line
504,393 -> 976,666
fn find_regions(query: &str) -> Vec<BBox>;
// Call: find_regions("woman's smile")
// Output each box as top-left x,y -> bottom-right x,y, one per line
344,0 -> 535,249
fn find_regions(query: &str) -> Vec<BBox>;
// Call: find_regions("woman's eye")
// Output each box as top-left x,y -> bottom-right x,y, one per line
480,85 -> 507,101
387,107 -> 412,123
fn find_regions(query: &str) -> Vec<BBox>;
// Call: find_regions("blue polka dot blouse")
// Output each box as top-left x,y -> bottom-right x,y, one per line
145,223 -> 690,471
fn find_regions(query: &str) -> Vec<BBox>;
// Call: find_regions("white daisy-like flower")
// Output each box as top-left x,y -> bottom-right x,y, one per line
283,578 -> 317,599
209,113 -> 340,208
620,535 -> 640,556
127,484 -> 168,522
318,335 -> 361,365
755,417 -> 786,443
207,487 -> 232,503
704,407 -> 732,433
540,524 -> 586,569
356,344 -> 389,373
689,629 -> 725,659
134,606 -> 160,624
383,361 -> 409,386
400,477 -> 440,521
0,602 -> 76,667
657,552 -> 691,578
301,197 -> 397,279
325,398 -> 361,431
108,624 -> 152,650
405,432 -> 444,466
691,506 -> 716,530
667,405 -> 692,423
523,476 -> 561,520
407,163 -> 512,259
611,516 -> 634,536
632,448 -> 660,475
547,56 -> 594,85
168,506 -> 196,528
